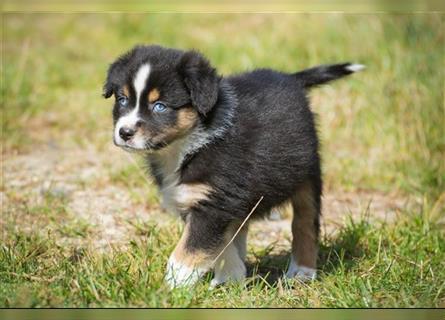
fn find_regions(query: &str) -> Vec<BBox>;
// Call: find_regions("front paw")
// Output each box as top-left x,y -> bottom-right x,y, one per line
210,246 -> 247,289
209,267 -> 246,289
165,256 -> 206,289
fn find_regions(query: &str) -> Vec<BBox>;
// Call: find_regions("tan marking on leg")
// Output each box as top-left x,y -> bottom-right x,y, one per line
290,182 -> 319,269
175,183 -> 213,210
172,223 -> 212,268
148,88 -> 160,103
166,222 -> 214,288
173,220 -> 238,269
167,221 -> 248,288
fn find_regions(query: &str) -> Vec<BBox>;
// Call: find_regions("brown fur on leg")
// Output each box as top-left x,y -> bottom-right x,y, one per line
166,222 -> 214,288
290,181 -> 320,270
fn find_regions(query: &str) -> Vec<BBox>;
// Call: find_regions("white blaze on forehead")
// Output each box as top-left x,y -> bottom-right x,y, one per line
114,63 -> 151,148
134,63 -> 151,110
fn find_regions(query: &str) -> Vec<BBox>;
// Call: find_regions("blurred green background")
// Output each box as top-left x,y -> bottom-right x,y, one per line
3,13 -> 444,197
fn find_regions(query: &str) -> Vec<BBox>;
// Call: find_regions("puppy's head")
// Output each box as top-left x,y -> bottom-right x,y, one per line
103,45 -> 219,151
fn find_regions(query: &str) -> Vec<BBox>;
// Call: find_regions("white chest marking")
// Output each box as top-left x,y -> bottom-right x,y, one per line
152,140 -> 184,214
152,139 -> 213,214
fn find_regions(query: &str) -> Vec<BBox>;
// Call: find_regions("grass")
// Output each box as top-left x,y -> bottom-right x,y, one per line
1,13 -> 444,307
1,203 -> 444,307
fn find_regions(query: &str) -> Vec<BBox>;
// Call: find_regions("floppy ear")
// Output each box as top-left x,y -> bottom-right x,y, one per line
102,81 -> 114,99
177,50 -> 220,116
102,60 -> 123,99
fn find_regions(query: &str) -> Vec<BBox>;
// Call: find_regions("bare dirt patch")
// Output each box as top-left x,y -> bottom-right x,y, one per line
2,145 -> 411,253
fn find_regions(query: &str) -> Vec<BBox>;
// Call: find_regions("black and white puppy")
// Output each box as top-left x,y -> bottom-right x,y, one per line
103,45 -> 363,288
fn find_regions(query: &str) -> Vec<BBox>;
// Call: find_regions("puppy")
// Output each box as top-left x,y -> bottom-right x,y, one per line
103,45 -> 363,288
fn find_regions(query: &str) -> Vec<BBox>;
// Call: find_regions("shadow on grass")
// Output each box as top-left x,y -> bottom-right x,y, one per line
248,218 -> 369,286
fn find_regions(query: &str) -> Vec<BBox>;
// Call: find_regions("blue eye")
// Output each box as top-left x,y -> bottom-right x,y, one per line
153,102 -> 167,113
118,96 -> 128,107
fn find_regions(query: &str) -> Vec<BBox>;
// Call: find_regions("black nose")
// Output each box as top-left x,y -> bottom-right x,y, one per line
119,126 -> 136,141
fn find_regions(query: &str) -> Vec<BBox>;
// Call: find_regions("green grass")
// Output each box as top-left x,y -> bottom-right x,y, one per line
1,203 -> 444,307
2,13 -> 444,307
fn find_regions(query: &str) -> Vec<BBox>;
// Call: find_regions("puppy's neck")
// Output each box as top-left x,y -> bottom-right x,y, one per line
146,81 -> 237,214
181,80 -> 237,162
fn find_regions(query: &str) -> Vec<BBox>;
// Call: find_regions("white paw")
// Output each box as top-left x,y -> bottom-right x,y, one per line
165,256 -> 206,289
209,278 -> 223,289
209,271 -> 246,289
209,263 -> 246,289
210,243 -> 247,289
285,258 -> 316,281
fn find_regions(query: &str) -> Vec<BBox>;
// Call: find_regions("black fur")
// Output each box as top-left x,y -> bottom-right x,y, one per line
294,63 -> 358,88
104,45 -> 360,259
181,69 -> 323,250
177,50 -> 220,116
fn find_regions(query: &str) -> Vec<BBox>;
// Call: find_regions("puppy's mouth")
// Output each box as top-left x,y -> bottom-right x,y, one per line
113,136 -> 165,153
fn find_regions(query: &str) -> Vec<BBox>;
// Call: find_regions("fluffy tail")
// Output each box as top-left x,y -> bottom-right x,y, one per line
294,63 -> 365,88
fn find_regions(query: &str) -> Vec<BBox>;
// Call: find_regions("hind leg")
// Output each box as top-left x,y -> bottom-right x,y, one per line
286,180 -> 321,280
